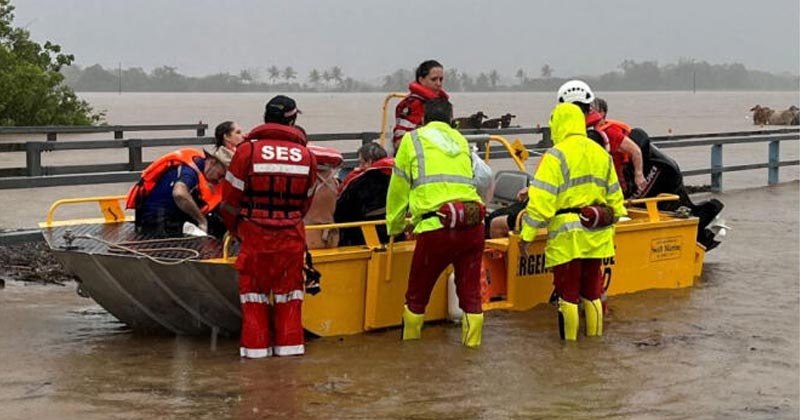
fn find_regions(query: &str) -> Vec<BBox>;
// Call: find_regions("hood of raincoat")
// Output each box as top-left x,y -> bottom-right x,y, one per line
422,122 -> 462,157
549,103 -> 588,146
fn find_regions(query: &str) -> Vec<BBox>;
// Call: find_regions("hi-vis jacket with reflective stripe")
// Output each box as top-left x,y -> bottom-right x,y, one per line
520,103 -> 627,268
386,121 -> 482,235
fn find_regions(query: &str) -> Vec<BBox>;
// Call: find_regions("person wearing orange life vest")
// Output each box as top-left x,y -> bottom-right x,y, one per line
125,146 -> 232,237
220,95 -> 317,358
587,97 -> 647,196
391,60 -> 449,155
387,98 -> 487,348
519,100 -> 627,341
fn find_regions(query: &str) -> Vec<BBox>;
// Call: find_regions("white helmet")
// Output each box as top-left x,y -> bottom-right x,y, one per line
557,80 -> 595,104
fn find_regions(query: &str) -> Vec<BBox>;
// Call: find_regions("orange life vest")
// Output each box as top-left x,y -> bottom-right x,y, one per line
125,148 -> 220,213
597,118 -> 632,136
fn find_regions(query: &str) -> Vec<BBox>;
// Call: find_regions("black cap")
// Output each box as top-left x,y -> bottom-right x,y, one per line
264,95 -> 301,122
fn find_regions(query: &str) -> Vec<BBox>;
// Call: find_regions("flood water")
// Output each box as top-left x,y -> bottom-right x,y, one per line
0,92 -> 799,419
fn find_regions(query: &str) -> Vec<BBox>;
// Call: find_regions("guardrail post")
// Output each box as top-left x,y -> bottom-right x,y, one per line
711,143 -> 723,192
26,142 -> 43,176
197,125 -> 206,137
768,140 -> 780,185
114,130 -> 124,139
128,139 -> 143,171
538,127 -> 552,148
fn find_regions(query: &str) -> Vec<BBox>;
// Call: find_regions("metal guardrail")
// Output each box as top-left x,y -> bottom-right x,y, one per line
0,126 -> 796,191
0,123 -> 208,141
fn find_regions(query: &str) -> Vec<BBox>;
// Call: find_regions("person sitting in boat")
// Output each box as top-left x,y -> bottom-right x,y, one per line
220,94 -> 317,358
387,97 -> 487,348
304,145 -> 344,249
214,121 -> 245,152
125,146 -> 232,237
392,59 -> 449,155
519,101 -> 627,341
588,97 -> 646,197
335,142 -> 394,246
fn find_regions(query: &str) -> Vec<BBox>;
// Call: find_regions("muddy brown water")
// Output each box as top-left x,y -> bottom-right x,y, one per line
1,182 -> 798,419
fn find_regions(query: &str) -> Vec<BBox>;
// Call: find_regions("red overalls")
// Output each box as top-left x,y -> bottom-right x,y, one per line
220,123 -> 317,358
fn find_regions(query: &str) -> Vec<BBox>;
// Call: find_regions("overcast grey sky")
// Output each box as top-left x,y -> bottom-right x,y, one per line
13,0 -> 800,80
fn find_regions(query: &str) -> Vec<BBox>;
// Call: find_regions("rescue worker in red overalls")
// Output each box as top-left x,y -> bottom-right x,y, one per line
387,98 -> 487,348
391,60 -> 449,155
220,95 -> 317,358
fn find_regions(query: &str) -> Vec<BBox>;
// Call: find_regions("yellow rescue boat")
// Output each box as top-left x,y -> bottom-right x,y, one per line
39,133 -> 705,338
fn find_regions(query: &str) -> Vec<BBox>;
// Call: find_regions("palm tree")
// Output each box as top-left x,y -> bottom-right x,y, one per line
488,70 -> 500,88
308,69 -> 321,88
322,70 -> 332,88
515,68 -> 526,85
267,65 -> 281,84
540,64 -> 553,78
282,66 -> 297,83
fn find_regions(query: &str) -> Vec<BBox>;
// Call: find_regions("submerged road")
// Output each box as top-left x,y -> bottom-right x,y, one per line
0,182 -> 798,419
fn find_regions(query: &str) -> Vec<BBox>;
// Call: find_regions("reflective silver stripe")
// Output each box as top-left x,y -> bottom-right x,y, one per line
225,171 -> 245,191
608,182 -> 621,195
393,166 -> 411,183
274,290 -> 304,303
529,179 -> 558,195
547,220 -> 613,239
395,118 -> 417,129
253,163 -> 310,175
563,175 -> 610,192
523,213 -> 548,229
549,148 -> 570,184
411,174 -> 474,188
410,131 -> 426,178
273,344 -> 305,356
240,347 -> 272,358
240,293 -> 268,304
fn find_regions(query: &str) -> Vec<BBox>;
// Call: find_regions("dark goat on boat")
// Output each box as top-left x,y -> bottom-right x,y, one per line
452,111 -> 487,129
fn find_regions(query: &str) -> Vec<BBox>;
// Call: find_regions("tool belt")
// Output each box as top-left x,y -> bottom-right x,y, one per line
422,201 -> 486,229
555,205 -> 615,229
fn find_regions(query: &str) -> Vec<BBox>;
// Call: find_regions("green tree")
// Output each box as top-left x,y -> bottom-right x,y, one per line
488,69 -> 500,88
515,68 -> 526,85
0,0 -> 101,125
282,66 -> 297,83
308,68 -> 321,87
540,64 -> 553,78
267,65 -> 280,84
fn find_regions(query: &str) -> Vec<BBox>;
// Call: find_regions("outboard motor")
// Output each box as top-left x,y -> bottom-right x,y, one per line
628,128 -> 727,251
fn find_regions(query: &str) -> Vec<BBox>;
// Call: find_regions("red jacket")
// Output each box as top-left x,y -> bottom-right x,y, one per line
220,123 -> 317,237
392,82 -> 449,152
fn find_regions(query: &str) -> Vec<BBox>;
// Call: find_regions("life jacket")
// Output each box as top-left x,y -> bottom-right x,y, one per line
597,118 -> 632,136
393,83 -> 450,151
239,124 -> 315,228
125,148 -> 220,213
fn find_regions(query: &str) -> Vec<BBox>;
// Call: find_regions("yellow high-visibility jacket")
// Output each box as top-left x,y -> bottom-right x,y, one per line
520,103 -> 627,267
386,121 -> 482,235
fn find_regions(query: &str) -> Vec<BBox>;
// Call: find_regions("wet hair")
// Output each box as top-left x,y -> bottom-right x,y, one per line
593,97 -> 608,115
424,98 -> 453,124
415,60 -> 443,83
214,121 -> 235,147
357,142 -> 387,164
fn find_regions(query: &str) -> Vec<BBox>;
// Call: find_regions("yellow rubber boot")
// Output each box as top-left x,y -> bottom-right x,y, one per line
402,305 -> 424,340
558,299 -> 579,341
461,312 -> 484,348
581,297 -> 603,337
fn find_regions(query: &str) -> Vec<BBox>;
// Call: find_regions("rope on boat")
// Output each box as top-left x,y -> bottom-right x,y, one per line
71,234 -> 201,266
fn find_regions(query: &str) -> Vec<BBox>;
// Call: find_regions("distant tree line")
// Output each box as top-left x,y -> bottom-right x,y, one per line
63,59 -> 798,93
